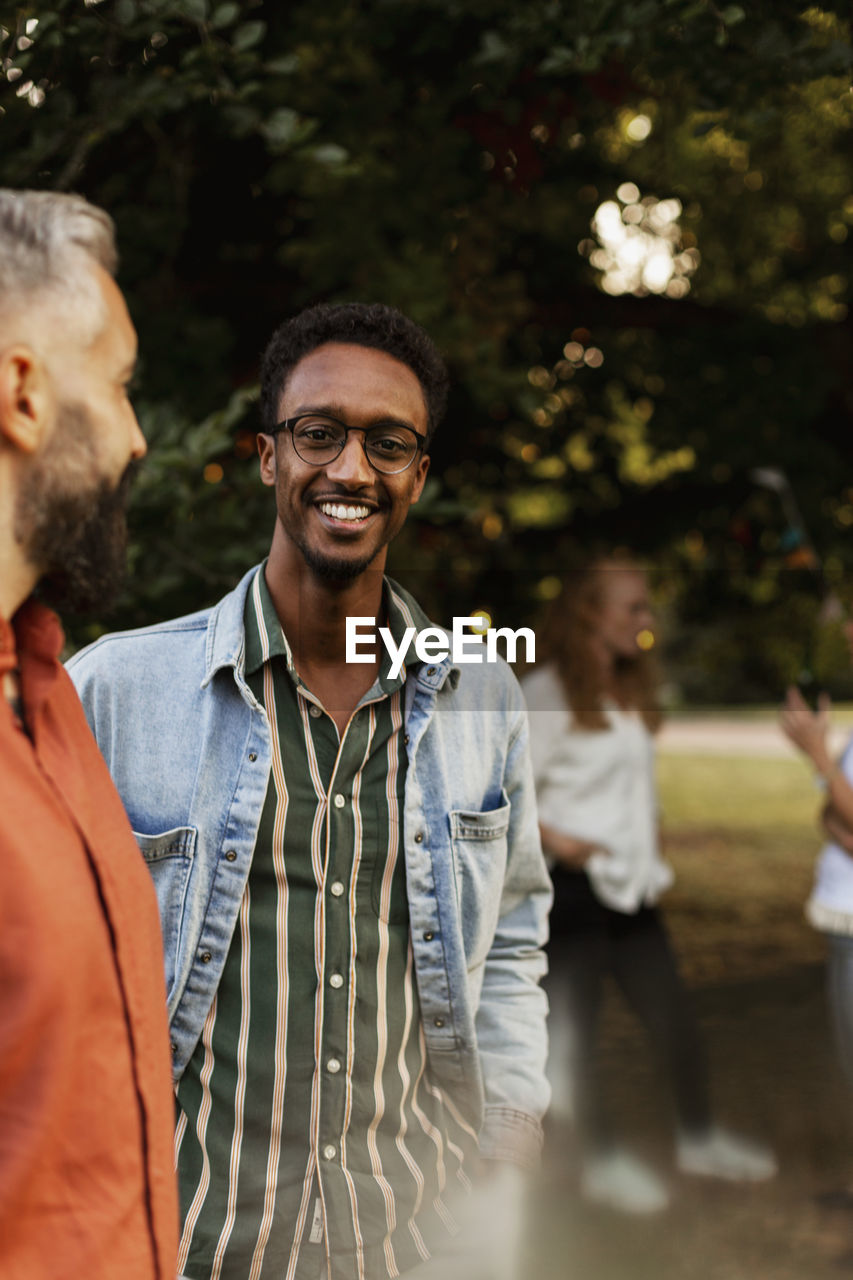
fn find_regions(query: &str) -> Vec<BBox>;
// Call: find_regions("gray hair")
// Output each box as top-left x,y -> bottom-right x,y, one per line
0,189 -> 118,347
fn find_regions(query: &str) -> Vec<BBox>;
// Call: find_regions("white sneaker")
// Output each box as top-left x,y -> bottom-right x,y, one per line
676,1128 -> 778,1182
581,1150 -> 670,1215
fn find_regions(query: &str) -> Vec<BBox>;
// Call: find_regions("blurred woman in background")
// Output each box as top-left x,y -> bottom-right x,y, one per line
781,669 -> 853,1099
522,555 -> 776,1214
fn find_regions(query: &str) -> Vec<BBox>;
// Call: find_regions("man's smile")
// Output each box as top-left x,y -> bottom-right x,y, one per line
317,500 -> 374,523
311,494 -> 382,532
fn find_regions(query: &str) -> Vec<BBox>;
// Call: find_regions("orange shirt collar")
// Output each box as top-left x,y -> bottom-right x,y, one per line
5,598 -> 65,714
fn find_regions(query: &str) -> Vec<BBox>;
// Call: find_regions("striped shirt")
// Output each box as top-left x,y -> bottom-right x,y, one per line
176,567 -> 477,1280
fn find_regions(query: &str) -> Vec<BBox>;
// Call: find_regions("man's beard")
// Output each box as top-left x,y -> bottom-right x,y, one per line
297,538 -> 378,584
14,402 -> 139,616
289,499 -> 386,584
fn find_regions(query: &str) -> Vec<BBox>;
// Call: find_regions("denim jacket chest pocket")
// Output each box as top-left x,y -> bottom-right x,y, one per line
448,794 -> 510,969
133,826 -> 197,996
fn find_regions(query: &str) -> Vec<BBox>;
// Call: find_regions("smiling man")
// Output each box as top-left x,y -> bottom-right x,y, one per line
68,303 -> 551,1280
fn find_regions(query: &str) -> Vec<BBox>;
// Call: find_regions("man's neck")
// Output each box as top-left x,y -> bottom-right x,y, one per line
264,537 -> 386,671
264,539 -> 390,736
0,517 -> 38,710
0,541 -> 38,625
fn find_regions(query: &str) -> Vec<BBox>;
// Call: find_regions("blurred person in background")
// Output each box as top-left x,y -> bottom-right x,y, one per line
781,664 -> 853,1109
522,554 -> 777,1214
0,189 -> 177,1277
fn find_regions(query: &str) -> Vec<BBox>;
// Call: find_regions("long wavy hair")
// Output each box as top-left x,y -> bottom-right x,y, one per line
540,556 -> 663,733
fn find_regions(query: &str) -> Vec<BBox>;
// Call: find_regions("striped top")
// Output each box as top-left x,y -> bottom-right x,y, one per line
175,567 -> 477,1280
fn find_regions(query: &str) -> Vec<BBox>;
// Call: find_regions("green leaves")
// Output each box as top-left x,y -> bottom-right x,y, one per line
211,3 -> 240,28
6,0 -> 853,690
231,18 -> 265,50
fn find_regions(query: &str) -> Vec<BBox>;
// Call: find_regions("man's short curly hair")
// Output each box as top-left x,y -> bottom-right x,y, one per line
259,302 -> 449,445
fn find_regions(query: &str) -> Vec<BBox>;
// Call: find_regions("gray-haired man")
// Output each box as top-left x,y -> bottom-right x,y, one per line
0,189 -> 178,1279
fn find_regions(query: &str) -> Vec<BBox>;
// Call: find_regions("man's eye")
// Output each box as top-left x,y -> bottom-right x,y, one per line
371,435 -> 408,454
298,422 -> 339,442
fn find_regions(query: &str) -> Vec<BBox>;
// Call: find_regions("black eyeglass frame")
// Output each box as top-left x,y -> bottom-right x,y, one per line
268,414 -> 428,475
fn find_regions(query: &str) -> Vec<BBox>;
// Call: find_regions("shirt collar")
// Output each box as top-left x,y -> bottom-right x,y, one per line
4,598 -> 65,714
10,598 -> 65,664
243,566 -> 295,677
243,565 -> 438,692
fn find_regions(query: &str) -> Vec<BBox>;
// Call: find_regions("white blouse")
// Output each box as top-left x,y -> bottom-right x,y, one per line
807,734 -> 853,936
521,664 -> 674,913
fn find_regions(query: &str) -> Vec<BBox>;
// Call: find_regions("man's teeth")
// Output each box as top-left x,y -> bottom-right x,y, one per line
319,502 -> 371,522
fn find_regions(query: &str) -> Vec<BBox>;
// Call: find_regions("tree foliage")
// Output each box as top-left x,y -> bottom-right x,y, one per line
2,0 -> 852,697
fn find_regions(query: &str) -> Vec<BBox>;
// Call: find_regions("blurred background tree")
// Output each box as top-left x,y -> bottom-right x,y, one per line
2,0 -> 852,701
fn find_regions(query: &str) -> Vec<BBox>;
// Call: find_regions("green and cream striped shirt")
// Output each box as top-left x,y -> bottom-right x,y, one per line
175,567 -> 477,1280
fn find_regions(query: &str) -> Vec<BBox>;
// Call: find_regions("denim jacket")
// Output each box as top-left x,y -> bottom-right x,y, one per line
68,566 -> 551,1169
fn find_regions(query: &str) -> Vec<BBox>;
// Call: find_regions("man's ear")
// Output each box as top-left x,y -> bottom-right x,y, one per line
0,346 -> 54,455
258,432 -> 277,487
409,452 -> 431,505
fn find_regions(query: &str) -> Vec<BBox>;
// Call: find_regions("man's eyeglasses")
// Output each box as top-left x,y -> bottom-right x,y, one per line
269,414 -> 427,475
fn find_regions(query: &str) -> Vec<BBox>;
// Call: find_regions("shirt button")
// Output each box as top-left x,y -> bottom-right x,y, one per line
329,973 -> 344,989
414,832 -> 424,844
323,1144 -> 337,1161
423,931 -> 434,942
327,1058 -> 341,1074
330,881 -> 345,897
333,793 -> 346,809
200,951 -> 212,964
224,850 -> 237,862
309,705 -> 322,718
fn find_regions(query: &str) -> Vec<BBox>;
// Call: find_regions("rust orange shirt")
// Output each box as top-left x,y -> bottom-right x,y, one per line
0,599 -> 178,1280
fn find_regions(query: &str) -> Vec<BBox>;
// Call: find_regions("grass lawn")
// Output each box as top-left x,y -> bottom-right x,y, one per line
657,752 -> 817,832
657,752 -> 824,987
667,703 -> 853,724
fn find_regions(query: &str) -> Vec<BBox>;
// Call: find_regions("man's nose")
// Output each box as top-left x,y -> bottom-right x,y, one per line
323,430 -> 374,485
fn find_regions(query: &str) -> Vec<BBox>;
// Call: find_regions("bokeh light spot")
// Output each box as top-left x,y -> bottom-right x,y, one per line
469,610 -> 492,635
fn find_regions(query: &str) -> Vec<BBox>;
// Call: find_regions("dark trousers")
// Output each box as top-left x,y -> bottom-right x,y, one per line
547,868 -> 712,1152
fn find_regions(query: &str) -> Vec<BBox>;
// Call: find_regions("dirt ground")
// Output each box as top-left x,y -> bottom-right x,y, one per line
522,799 -> 853,1279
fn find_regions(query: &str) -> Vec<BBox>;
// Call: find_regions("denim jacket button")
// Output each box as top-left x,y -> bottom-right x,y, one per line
248,752 -> 257,762
414,832 -> 424,844
423,931 -> 434,942
200,951 -> 212,963
224,850 -> 237,862
433,1018 -> 445,1028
